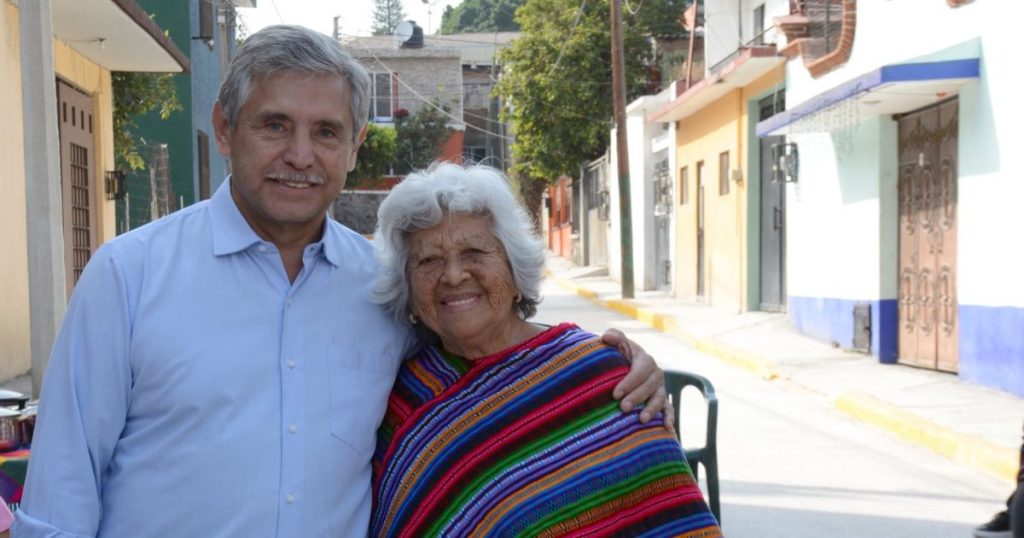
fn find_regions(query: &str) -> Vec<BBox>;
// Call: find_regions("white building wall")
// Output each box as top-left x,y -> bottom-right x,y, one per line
787,115 -> 895,300
607,93 -> 672,291
779,0 -> 1024,394
784,0 -> 1024,309
705,0 -> 790,71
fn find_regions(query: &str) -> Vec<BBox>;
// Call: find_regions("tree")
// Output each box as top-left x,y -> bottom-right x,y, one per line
372,0 -> 406,35
112,71 -> 182,171
496,0 -> 685,217
348,123 -> 398,187
394,105 -> 451,175
439,0 -> 525,34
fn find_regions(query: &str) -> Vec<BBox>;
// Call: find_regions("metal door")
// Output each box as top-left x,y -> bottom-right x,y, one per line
57,80 -> 97,298
584,157 -> 609,267
758,93 -> 786,311
897,99 -> 958,372
759,135 -> 786,311
653,159 -> 672,290
696,160 -> 706,298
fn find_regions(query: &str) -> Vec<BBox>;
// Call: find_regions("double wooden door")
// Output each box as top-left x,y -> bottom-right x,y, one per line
897,99 -> 958,372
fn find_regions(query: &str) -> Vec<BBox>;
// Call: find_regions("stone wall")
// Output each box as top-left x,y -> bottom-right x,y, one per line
332,191 -> 389,235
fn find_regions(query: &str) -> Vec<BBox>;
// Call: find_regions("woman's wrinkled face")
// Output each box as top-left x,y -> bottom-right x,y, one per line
406,213 -> 520,357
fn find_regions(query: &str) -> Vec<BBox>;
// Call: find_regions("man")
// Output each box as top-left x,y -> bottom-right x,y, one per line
14,25 -> 668,536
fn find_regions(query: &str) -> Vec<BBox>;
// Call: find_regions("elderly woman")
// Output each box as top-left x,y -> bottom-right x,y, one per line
370,163 -> 721,537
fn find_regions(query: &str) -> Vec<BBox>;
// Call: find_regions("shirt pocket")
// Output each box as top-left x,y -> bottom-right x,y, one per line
327,344 -> 397,456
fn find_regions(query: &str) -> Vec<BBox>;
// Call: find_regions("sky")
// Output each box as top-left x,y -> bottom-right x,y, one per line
237,0 -> 465,39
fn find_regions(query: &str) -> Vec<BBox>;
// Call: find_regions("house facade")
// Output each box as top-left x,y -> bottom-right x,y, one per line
607,91 -> 678,292
118,0 -> 237,231
652,0 -> 789,311
753,0 -> 1023,396
343,29 -> 465,165
1,0 -> 188,389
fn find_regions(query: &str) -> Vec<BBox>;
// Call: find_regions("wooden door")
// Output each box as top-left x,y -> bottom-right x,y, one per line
57,80 -> 98,298
897,99 -> 959,372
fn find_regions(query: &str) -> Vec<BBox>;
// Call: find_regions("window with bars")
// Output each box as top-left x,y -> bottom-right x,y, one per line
680,166 -> 689,205
719,151 -> 730,196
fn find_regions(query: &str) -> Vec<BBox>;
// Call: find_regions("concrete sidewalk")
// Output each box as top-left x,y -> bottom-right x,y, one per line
544,253 -> 1024,486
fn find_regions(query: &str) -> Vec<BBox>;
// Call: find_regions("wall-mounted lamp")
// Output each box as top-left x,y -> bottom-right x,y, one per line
105,170 -> 126,201
770,142 -> 799,183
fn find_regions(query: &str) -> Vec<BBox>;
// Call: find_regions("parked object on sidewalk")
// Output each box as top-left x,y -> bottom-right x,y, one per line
973,510 -> 1010,538
0,391 -> 27,411
0,411 -> 20,453
975,421 -> 1024,538
666,369 -> 721,522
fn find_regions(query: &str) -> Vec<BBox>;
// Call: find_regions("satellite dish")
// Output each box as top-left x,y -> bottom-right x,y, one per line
394,21 -> 414,46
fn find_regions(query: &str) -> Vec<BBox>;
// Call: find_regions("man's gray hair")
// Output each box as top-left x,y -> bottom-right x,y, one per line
217,24 -> 370,141
372,163 -> 545,322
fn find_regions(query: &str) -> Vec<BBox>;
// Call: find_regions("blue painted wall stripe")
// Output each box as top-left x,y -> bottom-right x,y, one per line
757,58 -> 980,136
790,298 -> 1024,397
788,296 -> 898,362
959,305 -> 1024,397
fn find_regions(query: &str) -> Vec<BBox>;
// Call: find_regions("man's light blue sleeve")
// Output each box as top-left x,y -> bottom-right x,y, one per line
13,246 -> 134,537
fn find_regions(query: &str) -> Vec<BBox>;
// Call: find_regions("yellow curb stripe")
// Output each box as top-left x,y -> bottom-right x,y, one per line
546,268 -> 780,380
835,392 -> 1018,484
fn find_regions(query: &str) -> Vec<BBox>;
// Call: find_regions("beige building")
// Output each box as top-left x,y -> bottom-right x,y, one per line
1,0 -> 187,391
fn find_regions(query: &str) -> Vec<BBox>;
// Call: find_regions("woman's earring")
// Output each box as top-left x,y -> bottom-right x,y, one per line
409,312 -> 418,325
514,293 -> 523,304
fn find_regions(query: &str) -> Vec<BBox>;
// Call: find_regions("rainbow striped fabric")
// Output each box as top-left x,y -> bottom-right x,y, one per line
371,323 -> 723,537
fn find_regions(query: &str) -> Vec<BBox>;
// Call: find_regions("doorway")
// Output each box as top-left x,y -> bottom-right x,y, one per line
696,160 -> 706,298
897,99 -> 958,372
57,79 -> 98,298
758,93 -> 787,311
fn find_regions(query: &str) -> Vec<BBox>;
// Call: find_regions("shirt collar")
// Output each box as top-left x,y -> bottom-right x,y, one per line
208,177 -> 343,268
210,178 -> 262,256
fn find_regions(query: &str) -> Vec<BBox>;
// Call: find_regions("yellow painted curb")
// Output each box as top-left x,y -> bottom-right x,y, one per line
835,392 -> 1018,484
545,268 -> 780,381
692,337 -> 780,380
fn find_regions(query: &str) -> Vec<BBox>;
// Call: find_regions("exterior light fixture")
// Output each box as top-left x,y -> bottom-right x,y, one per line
105,170 -> 126,201
770,142 -> 799,183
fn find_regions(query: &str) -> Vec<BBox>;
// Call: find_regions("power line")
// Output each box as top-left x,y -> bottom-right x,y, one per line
549,0 -> 588,74
361,52 -> 515,141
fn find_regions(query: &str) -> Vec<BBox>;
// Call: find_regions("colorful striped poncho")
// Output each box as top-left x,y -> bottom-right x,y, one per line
371,323 -> 722,537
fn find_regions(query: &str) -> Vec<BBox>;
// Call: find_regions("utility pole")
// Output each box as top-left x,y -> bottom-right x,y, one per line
611,0 -> 634,298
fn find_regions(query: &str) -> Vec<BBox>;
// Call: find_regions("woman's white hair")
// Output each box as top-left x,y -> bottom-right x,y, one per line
372,162 -> 545,321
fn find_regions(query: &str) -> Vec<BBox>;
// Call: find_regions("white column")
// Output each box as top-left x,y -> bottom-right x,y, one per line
20,0 -> 66,397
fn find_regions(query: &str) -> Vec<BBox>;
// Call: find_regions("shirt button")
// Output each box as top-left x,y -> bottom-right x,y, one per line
289,424 -> 297,433
287,359 -> 296,369
258,245 -> 268,253
286,299 -> 293,306
286,494 -> 295,504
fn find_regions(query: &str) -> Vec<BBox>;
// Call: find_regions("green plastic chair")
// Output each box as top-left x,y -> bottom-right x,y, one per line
665,369 -> 720,522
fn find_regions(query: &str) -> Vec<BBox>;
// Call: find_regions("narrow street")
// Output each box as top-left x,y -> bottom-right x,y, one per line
534,280 -> 1011,538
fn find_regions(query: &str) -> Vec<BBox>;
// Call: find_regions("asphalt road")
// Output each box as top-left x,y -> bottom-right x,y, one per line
534,280 -> 1011,538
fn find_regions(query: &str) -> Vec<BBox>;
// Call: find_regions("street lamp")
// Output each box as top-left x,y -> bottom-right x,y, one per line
422,0 -> 440,34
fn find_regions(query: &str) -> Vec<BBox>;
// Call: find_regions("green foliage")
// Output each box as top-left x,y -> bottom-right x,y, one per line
439,0 -> 525,34
112,71 -> 183,171
393,105 -> 451,175
372,0 -> 407,35
348,123 -> 398,186
497,0 -> 683,184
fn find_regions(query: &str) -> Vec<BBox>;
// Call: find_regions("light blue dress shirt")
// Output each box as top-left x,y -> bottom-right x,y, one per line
14,180 -> 414,537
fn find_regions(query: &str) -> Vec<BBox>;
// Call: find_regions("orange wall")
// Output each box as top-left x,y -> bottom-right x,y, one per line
673,69 -> 783,310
